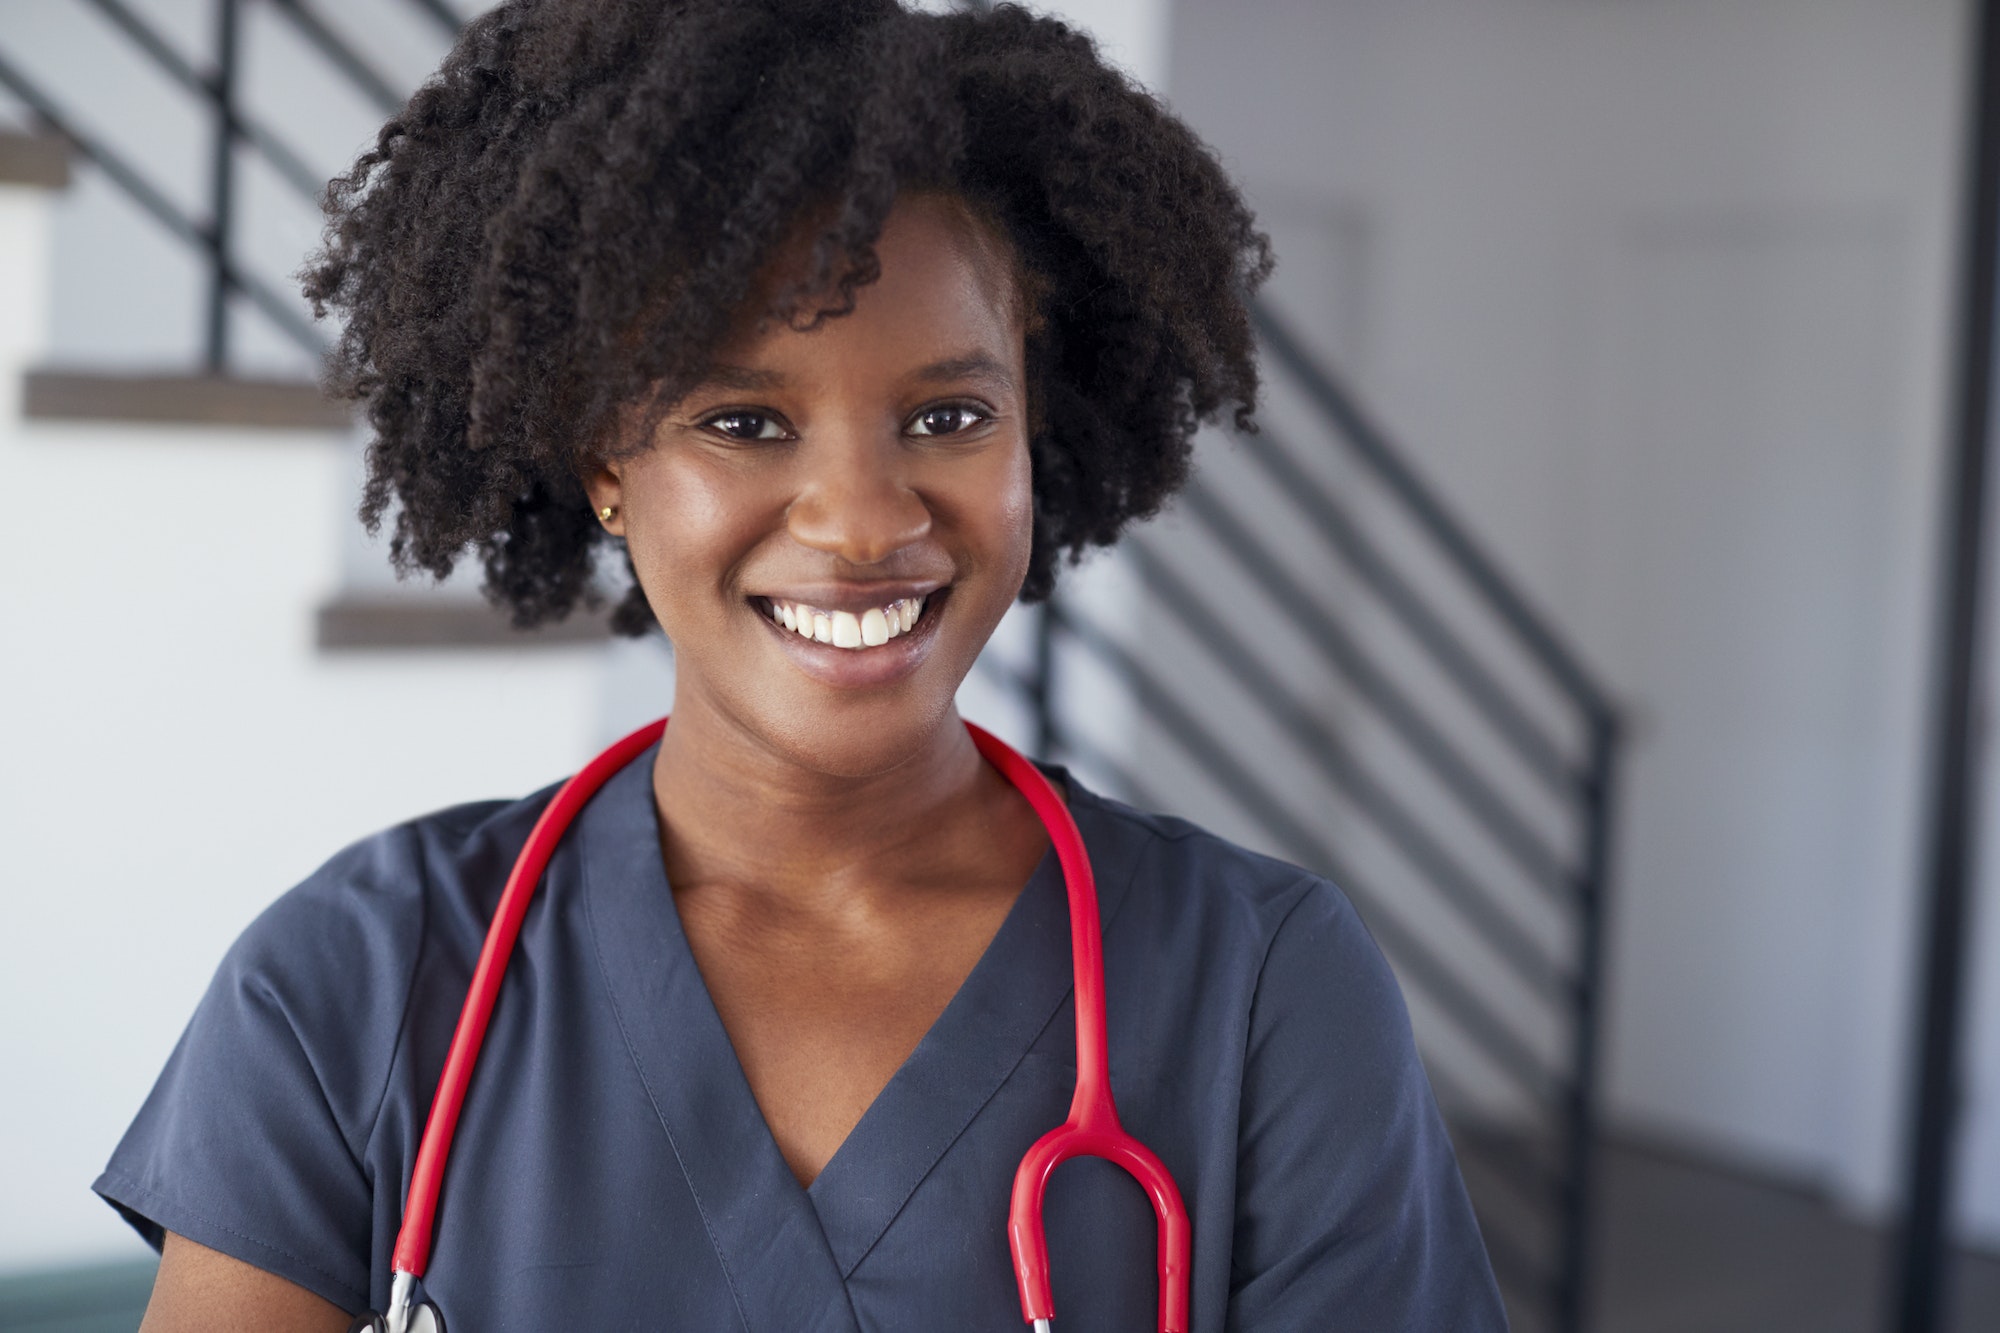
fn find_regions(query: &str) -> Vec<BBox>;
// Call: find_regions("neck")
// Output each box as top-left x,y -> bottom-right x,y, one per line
649,691 -> 997,906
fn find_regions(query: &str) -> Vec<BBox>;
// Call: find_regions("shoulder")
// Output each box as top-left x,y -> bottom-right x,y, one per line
1066,777 -> 1432,1155
1066,775 -> 1362,969
95,786 -> 561,1306
1064,793 -> 1507,1325
226,789 -> 554,976
1064,776 -> 1408,1079
206,787 -> 560,1132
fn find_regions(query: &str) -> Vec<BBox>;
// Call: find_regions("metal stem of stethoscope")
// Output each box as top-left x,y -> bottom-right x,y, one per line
363,716 -> 1190,1333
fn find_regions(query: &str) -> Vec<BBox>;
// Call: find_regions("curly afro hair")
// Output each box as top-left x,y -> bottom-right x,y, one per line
302,0 -> 1271,636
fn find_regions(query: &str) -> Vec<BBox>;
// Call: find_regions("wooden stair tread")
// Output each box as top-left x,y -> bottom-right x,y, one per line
22,368 -> 350,430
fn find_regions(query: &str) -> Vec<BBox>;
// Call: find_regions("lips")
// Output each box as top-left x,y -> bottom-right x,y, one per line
748,585 -> 950,687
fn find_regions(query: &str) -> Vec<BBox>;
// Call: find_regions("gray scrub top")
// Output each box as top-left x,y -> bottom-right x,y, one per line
96,744 -> 1506,1330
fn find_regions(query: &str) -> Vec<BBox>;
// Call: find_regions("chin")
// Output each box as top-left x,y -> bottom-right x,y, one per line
765,684 -> 968,780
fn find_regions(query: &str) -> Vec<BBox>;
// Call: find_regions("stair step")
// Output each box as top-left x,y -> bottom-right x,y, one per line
0,130 -> 70,189
317,594 -> 614,651
22,368 -> 350,430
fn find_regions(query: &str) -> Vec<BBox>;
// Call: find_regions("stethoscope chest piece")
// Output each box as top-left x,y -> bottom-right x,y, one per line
346,1301 -> 441,1333
348,1272 -> 444,1333
345,1306 -> 441,1333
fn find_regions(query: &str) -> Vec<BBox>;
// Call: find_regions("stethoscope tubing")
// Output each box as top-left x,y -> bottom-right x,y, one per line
376,716 -> 1189,1332
391,717 -> 667,1280
965,725 -> 1191,1331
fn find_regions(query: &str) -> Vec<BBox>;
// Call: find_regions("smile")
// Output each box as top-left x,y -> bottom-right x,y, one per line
761,595 -> 929,650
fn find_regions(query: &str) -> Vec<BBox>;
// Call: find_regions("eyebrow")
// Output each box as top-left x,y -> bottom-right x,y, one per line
911,354 -> 1018,393
698,363 -> 789,392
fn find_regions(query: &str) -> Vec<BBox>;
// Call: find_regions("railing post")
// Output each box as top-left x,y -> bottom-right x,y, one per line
1556,709 -> 1618,1333
1891,0 -> 2000,1325
1032,596 -> 1058,759
204,0 -> 241,372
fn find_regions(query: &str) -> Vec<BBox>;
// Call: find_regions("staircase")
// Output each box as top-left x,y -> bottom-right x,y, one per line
1019,308 -> 1620,1331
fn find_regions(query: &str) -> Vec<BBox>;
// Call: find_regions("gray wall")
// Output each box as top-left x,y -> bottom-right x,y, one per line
1165,0 -> 1991,1239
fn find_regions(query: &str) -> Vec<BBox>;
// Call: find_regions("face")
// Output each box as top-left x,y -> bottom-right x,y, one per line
586,194 -> 1034,779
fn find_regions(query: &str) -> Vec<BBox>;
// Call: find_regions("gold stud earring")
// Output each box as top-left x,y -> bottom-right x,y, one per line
597,505 -> 616,523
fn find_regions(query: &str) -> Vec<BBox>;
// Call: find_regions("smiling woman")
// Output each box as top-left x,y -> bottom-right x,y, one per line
92,2 -> 1507,1330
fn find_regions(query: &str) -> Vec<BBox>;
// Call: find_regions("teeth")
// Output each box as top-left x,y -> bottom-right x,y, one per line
762,596 -> 928,651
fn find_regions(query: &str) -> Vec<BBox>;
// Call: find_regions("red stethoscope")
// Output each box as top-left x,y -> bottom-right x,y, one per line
349,716 -> 1190,1333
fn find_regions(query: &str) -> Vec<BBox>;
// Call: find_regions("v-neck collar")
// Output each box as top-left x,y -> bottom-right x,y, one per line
578,740 -> 1139,1319
803,802 -> 1075,1276
580,745 -> 853,1333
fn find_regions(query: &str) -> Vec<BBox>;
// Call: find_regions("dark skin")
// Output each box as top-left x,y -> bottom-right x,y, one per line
139,193 -> 1048,1327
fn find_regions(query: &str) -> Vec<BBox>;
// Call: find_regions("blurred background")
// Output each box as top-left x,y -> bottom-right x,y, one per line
2,0 -> 1997,1329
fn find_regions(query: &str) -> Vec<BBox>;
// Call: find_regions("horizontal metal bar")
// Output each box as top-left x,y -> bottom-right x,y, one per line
1253,301 -> 1617,722
79,0 -> 325,200
405,0 -> 467,39
1226,424 -> 1579,796
0,49 -> 202,247
265,0 -> 403,114
1174,481 -> 1579,899
79,0 -> 203,97
1042,723 -> 1147,804
0,48 -> 324,356
210,254 -> 322,356
1126,538 -> 1574,996
1050,605 -> 1569,1109
233,101 -> 326,199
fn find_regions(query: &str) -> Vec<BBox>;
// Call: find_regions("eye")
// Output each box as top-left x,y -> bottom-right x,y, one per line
906,403 -> 991,438
700,409 -> 790,442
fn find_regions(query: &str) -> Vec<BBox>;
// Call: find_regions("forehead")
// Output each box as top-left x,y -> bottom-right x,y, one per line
714,193 -> 1027,376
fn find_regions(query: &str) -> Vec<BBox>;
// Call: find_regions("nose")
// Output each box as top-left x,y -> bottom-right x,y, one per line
784,431 -> 931,566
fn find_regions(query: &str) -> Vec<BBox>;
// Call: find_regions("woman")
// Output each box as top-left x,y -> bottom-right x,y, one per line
96,1 -> 1506,1328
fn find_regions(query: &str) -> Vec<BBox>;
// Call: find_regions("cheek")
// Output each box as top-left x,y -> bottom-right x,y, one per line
998,442 -> 1036,579
620,455 -> 768,625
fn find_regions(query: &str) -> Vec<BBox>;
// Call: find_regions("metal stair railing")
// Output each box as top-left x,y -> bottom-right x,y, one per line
0,0 -> 464,372
1010,303 -> 1620,1333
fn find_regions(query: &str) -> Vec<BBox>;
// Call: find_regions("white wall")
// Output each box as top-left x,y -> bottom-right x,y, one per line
0,176 -> 631,1271
1166,0 -> 1980,1237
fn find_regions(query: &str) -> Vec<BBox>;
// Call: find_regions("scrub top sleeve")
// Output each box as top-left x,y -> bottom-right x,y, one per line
1226,880 -> 1507,1331
93,829 -> 430,1315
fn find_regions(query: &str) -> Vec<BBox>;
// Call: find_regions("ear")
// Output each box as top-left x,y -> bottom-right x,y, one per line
582,460 -> 627,537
